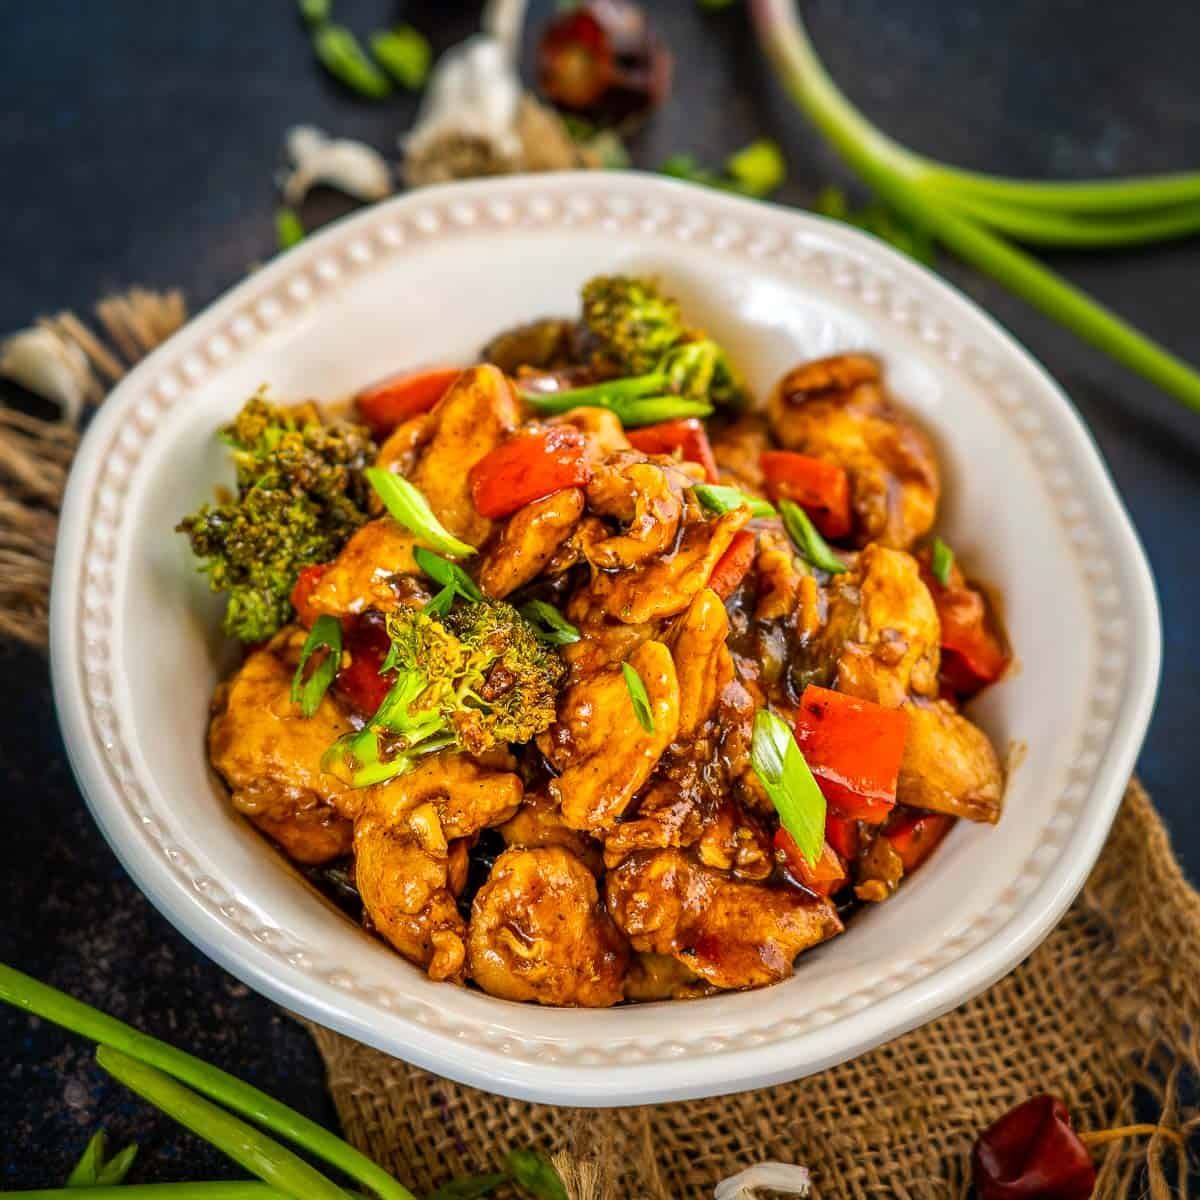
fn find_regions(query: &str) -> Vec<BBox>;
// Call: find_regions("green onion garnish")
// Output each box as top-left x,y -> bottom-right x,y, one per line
290,614 -> 342,718
521,382 -> 713,428
370,26 -> 432,90
693,483 -> 776,518
930,535 -> 955,587
413,546 -> 483,603
422,584 -> 456,618
366,469 -> 476,559
67,1130 -> 138,1187
751,709 -> 826,866
297,0 -> 330,26
275,207 -> 305,252
621,662 -> 656,733
779,498 -> 846,574
725,138 -> 788,199
519,600 -> 581,645
312,24 -> 392,99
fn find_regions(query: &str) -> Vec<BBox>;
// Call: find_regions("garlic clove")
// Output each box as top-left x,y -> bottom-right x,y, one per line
282,125 -> 394,207
0,326 -> 95,425
713,1162 -> 812,1200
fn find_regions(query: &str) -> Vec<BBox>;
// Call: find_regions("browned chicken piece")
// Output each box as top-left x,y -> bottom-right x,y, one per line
558,612 -> 656,681
710,413 -> 771,494
550,407 -> 632,457
374,412 -> 433,478
208,639 -> 353,864
897,699 -> 1004,823
542,640 -> 681,831
584,459 -> 683,569
467,846 -> 628,1005
306,518 -> 426,620
694,798 -> 774,880
623,952 -> 709,1001
753,526 -> 807,623
767,354 -> 940,550
354,796 -> 467,981
478,487 -> 585,599
543,514 -> 610,577
499,791 -> 603,874
584,507 -> 751,624
605,849 -> 842,991
409,364 -> 521,548
362,750 -> 523,839
669,588 -> 733,739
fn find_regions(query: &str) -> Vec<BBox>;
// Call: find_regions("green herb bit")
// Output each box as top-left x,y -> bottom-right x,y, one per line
290,614 -> 342,717
779,498 -> 846,574
814,186 -> 934,264
725,138 -> 787,198
297,0 -> 330,26
275,207 -> 305,252
930,535 -> 955,587
366,469 -> 476,559
414,546 -> 483,602
751,709 -> 826,866
428,1174 -> 508,1200
312,24 -> 392,100
502,1150 -> 569,1200
693,483 -> 776,518
423,584 -> 456,618
370,26 -> 432,90
66,1130 -> 138,1188
621,662 -> 656,733
519,600 -> 581,645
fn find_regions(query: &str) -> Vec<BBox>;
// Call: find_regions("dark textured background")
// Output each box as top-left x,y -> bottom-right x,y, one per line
2,0 -> 1198,1189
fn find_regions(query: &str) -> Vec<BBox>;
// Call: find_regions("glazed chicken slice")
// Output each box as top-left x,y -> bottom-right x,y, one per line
709,413 -> 771,494
542,640 -> 680,831
669,587 -> 733,739
306,518 -> 425,619
478,487 -> 585,599
897,699 -> 1004,823
208,635 -> 352,864
467,846 -> 628,1006
767,354 -> 939,550
606,848 -> 842,991
584,458 -> 684,568
499,791 -> 603,873
409,364 -> 521,548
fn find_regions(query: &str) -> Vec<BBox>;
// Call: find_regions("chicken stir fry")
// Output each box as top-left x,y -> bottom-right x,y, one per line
188,274 -> 1010,1007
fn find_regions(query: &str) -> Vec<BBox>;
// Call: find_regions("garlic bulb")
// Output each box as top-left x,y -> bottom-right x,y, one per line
282,125 -> 394,206
714,1162 -> 812,1199
0,325 -> 95,424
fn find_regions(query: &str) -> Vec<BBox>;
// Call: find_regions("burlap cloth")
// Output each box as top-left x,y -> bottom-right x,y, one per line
3,293 -> 1197,1197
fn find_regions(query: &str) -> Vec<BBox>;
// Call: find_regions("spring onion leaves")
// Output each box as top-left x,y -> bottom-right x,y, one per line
621,662 -> 655,733
423,584 -> 457,618
751,709 -> 825,866
312,24 -> 392,99
428,1175 -> 508,1200
366,469 -> 476,559
290,614 -> 342,717
66,1131 -> 138,1188
275,207 -> 305,252
779,499 -> 846,574
930,536 -> 955,587
661,139 -> 787,200
413,546 -> 483,603
502,1150 -> 569,1200
693,483 -> 776,518
370,26 -> 432,90
519,600 -> 581,645
297,0 -> 330,26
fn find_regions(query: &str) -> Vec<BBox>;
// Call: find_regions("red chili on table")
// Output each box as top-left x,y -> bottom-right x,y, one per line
972,1094 -> 1096,1200
469,427 -> 591,519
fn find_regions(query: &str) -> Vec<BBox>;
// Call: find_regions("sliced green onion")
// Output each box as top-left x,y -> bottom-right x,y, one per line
621,662 -> 655,733
95,1048 -> 345,1200
613,397 -> 714,427
930,536 -> 954,587
366,469 -> 476,559
502,1150 -> 569,1200
751,709 -> 826,866
312,25 -> 392,100
779,498 -> 846,574
297,0 -> 330,26
693,483 -> 776,518
520,379 -> 713,428
290,614 -> 341,718
423,584 -> 456,618
67,1130 -> 138,1187
725,138 -> 787,198
370,26 -> 432,90
413,546 -> 483,602
519,600 -> 581,645
428,1174 -> 508,1200
275,208 -> 305,252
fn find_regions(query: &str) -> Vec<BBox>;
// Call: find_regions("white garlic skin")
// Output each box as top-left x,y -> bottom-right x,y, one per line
0,326 -> 93,424
283,125 -> 394,206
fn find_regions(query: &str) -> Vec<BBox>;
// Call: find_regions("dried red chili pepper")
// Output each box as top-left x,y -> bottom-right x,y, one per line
971,1095 -> 1096,1200
537,0 -> 672,128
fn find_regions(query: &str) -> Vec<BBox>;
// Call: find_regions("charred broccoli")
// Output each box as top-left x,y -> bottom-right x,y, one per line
324,600 -> 565,787
177,391 -> 374,642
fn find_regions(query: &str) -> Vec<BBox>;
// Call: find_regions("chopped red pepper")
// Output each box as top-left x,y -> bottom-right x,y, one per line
707,530 -> 757,599
824,813 -> 860,862
774,828 -> 847,897
627,418 -> 719,482
972,1095 -> 1096,1200
290,564 -> 330,629
356,367 -> 461,438
334,617 -> 393,717
792,685 -> 909,823
882,809 -> 955,873
468,427 -> 591,520
760,450 -> 852,539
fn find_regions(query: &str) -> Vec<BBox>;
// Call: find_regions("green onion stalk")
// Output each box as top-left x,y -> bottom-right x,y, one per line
749,0 -> 1200,414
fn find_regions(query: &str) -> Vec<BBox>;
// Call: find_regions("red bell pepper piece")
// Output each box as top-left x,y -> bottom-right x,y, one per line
290,564 -> 330,629
971,1095 -> 1096,1200
824,813 -> 860,862
882,809 -> 955,873
355,367 -> 461,439
627,418 -> 719,482
707,530 -> 757,599
792,685 -> 909,823
774,828 -> 847,897
468,427 -> 591,520
919,554 -> 1010,697
335,617 -> 393,717
760,450 -> 852,539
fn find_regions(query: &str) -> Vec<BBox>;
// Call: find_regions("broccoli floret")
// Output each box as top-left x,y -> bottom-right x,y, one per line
326,601 -> 565,787
177,390 -> 375,642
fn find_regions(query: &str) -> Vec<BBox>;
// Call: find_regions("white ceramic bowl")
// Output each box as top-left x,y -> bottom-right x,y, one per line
51,173 -> 1159,1105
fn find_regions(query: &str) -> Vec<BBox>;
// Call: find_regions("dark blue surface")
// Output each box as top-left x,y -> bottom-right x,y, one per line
1,0 -> 1198,1188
